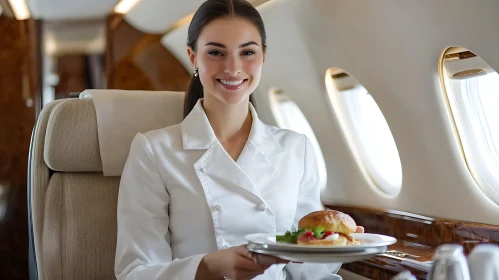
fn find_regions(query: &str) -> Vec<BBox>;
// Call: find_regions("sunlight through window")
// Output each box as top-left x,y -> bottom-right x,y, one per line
441,47 -> 499,204
325,68 -> 403,196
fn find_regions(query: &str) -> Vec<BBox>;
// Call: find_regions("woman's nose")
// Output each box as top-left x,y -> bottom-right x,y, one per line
224,55 -> 241,76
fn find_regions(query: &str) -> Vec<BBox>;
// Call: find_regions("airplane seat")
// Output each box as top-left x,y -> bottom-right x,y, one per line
27,90 -> 185,280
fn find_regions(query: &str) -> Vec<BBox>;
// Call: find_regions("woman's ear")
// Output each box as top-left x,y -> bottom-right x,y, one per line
263,46 -> 267,63
187,47 -> 197,68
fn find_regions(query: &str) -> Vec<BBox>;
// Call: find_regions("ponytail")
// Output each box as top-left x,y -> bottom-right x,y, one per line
184,75 -> 204,118
183,75 -> 257,118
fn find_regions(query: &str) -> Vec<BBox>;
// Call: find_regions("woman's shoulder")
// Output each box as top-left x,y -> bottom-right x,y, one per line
136,123 -> 182,148
265,123 -> 307,148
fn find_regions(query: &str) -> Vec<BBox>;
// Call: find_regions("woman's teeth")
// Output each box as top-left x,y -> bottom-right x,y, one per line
220,79 -> 244,86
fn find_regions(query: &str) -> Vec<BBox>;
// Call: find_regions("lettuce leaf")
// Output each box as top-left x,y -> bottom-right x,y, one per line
276,227 -> 326,243
276,229 -> 306,244
313,226 -> 325,239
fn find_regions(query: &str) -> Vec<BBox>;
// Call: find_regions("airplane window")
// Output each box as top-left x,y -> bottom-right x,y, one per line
268,89 -> 328,191
325,68 -> 403,196
440,47 -> 499,204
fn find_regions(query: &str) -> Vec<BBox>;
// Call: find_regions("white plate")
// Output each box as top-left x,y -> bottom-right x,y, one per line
244,233 -> 397,253
246,244 -> 387,263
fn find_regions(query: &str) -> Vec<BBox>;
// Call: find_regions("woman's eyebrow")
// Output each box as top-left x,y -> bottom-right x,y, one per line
240,41 -> 259,48
205,41 -> 259,48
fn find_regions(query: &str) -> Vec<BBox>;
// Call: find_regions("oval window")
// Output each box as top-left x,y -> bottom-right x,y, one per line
440,47 -> 499,205
325,68 -> 403,195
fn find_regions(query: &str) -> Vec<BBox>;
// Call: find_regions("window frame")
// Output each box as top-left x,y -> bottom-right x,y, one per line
325,69 -> 403,197
440,49 -> 499,204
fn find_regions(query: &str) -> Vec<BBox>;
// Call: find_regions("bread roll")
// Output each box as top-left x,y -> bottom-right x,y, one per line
347,238 -> 362,246
298,209 -> 357,235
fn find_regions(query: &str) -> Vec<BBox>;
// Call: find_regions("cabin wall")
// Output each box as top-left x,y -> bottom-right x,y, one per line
257,0 -> 499,225
106,15 -> 191,91
162,0 -> 499,225
0,17 -> 41,280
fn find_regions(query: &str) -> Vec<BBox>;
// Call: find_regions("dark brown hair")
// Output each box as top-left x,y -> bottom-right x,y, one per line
184,0 -> 267,118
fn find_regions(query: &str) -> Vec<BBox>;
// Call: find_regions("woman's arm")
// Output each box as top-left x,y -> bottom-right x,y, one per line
283,135 -> 342,280
292,135 -> 325,224
115,133 -> 205,280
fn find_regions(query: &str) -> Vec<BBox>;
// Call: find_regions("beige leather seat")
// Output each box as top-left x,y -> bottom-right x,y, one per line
28,90 -> 184,280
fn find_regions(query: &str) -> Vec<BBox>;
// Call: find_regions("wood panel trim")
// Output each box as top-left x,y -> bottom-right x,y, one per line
325,204 -> 499,280
105,14 -> 120,89
0,17 -> 39,279
29,19 -> 43,117
105,14 -> 191,91
0,0 -> 15,18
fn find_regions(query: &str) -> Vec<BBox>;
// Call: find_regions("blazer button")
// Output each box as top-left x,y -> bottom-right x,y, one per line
200,168 -> 207,173
258,204 -> 267,212
215,204 -> 222,211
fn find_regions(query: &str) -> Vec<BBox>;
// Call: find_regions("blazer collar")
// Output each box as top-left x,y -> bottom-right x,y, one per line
181,98 -> 284,157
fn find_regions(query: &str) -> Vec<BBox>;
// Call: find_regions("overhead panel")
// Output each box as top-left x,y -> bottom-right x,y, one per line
125,0 -> 204,34
126,0 -> 269,34
161,24 -> 191,71
27,0 -> 119,20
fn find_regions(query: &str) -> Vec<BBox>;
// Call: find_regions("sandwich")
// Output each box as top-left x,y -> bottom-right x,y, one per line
276,209 -> 362,246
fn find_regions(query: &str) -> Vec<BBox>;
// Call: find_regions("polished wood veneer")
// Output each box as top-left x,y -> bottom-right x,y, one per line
0,17 -> 41,280
106,15 -> 191,91
326,205 -> 499,279
54,54 -> 89,99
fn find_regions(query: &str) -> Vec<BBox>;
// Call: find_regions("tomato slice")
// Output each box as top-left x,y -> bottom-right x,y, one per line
304,230 -> 314,238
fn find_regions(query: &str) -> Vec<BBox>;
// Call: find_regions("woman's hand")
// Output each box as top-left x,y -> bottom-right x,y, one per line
196,245 -> 275,280
355,226 -> 365,233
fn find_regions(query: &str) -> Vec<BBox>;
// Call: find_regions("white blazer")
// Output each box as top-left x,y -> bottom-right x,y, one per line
115,99 -> 342,280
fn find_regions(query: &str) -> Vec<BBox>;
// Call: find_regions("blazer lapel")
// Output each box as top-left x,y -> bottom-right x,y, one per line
236,104 -> 284,195
180,99 -> 216,150
182,99 -> 281,202
195,141 -> 263,202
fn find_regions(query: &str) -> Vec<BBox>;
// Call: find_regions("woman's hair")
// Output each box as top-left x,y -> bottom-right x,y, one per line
184,0 -> 267,118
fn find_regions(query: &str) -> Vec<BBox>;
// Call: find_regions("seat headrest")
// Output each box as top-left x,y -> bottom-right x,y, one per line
44,90 -> 185,175
44,98 -> 103,172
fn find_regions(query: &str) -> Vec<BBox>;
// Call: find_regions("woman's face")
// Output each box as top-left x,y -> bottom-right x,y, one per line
188,16 -> 265,105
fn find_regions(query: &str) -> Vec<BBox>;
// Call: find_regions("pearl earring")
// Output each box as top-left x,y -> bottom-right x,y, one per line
194,68 -> 199,77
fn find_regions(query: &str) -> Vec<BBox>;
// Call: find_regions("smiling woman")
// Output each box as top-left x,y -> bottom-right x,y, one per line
183,0 -> 266,118
114,1 -> 346,280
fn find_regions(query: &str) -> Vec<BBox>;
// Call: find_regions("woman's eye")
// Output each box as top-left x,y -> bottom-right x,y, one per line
242,50 -> 255,56
208,50 -> 223,56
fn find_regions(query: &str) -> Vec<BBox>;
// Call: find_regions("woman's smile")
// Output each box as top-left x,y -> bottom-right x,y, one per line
216,78 -> 249,91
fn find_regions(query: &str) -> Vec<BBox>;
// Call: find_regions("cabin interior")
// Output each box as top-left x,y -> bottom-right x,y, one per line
0,0 -> 498,279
